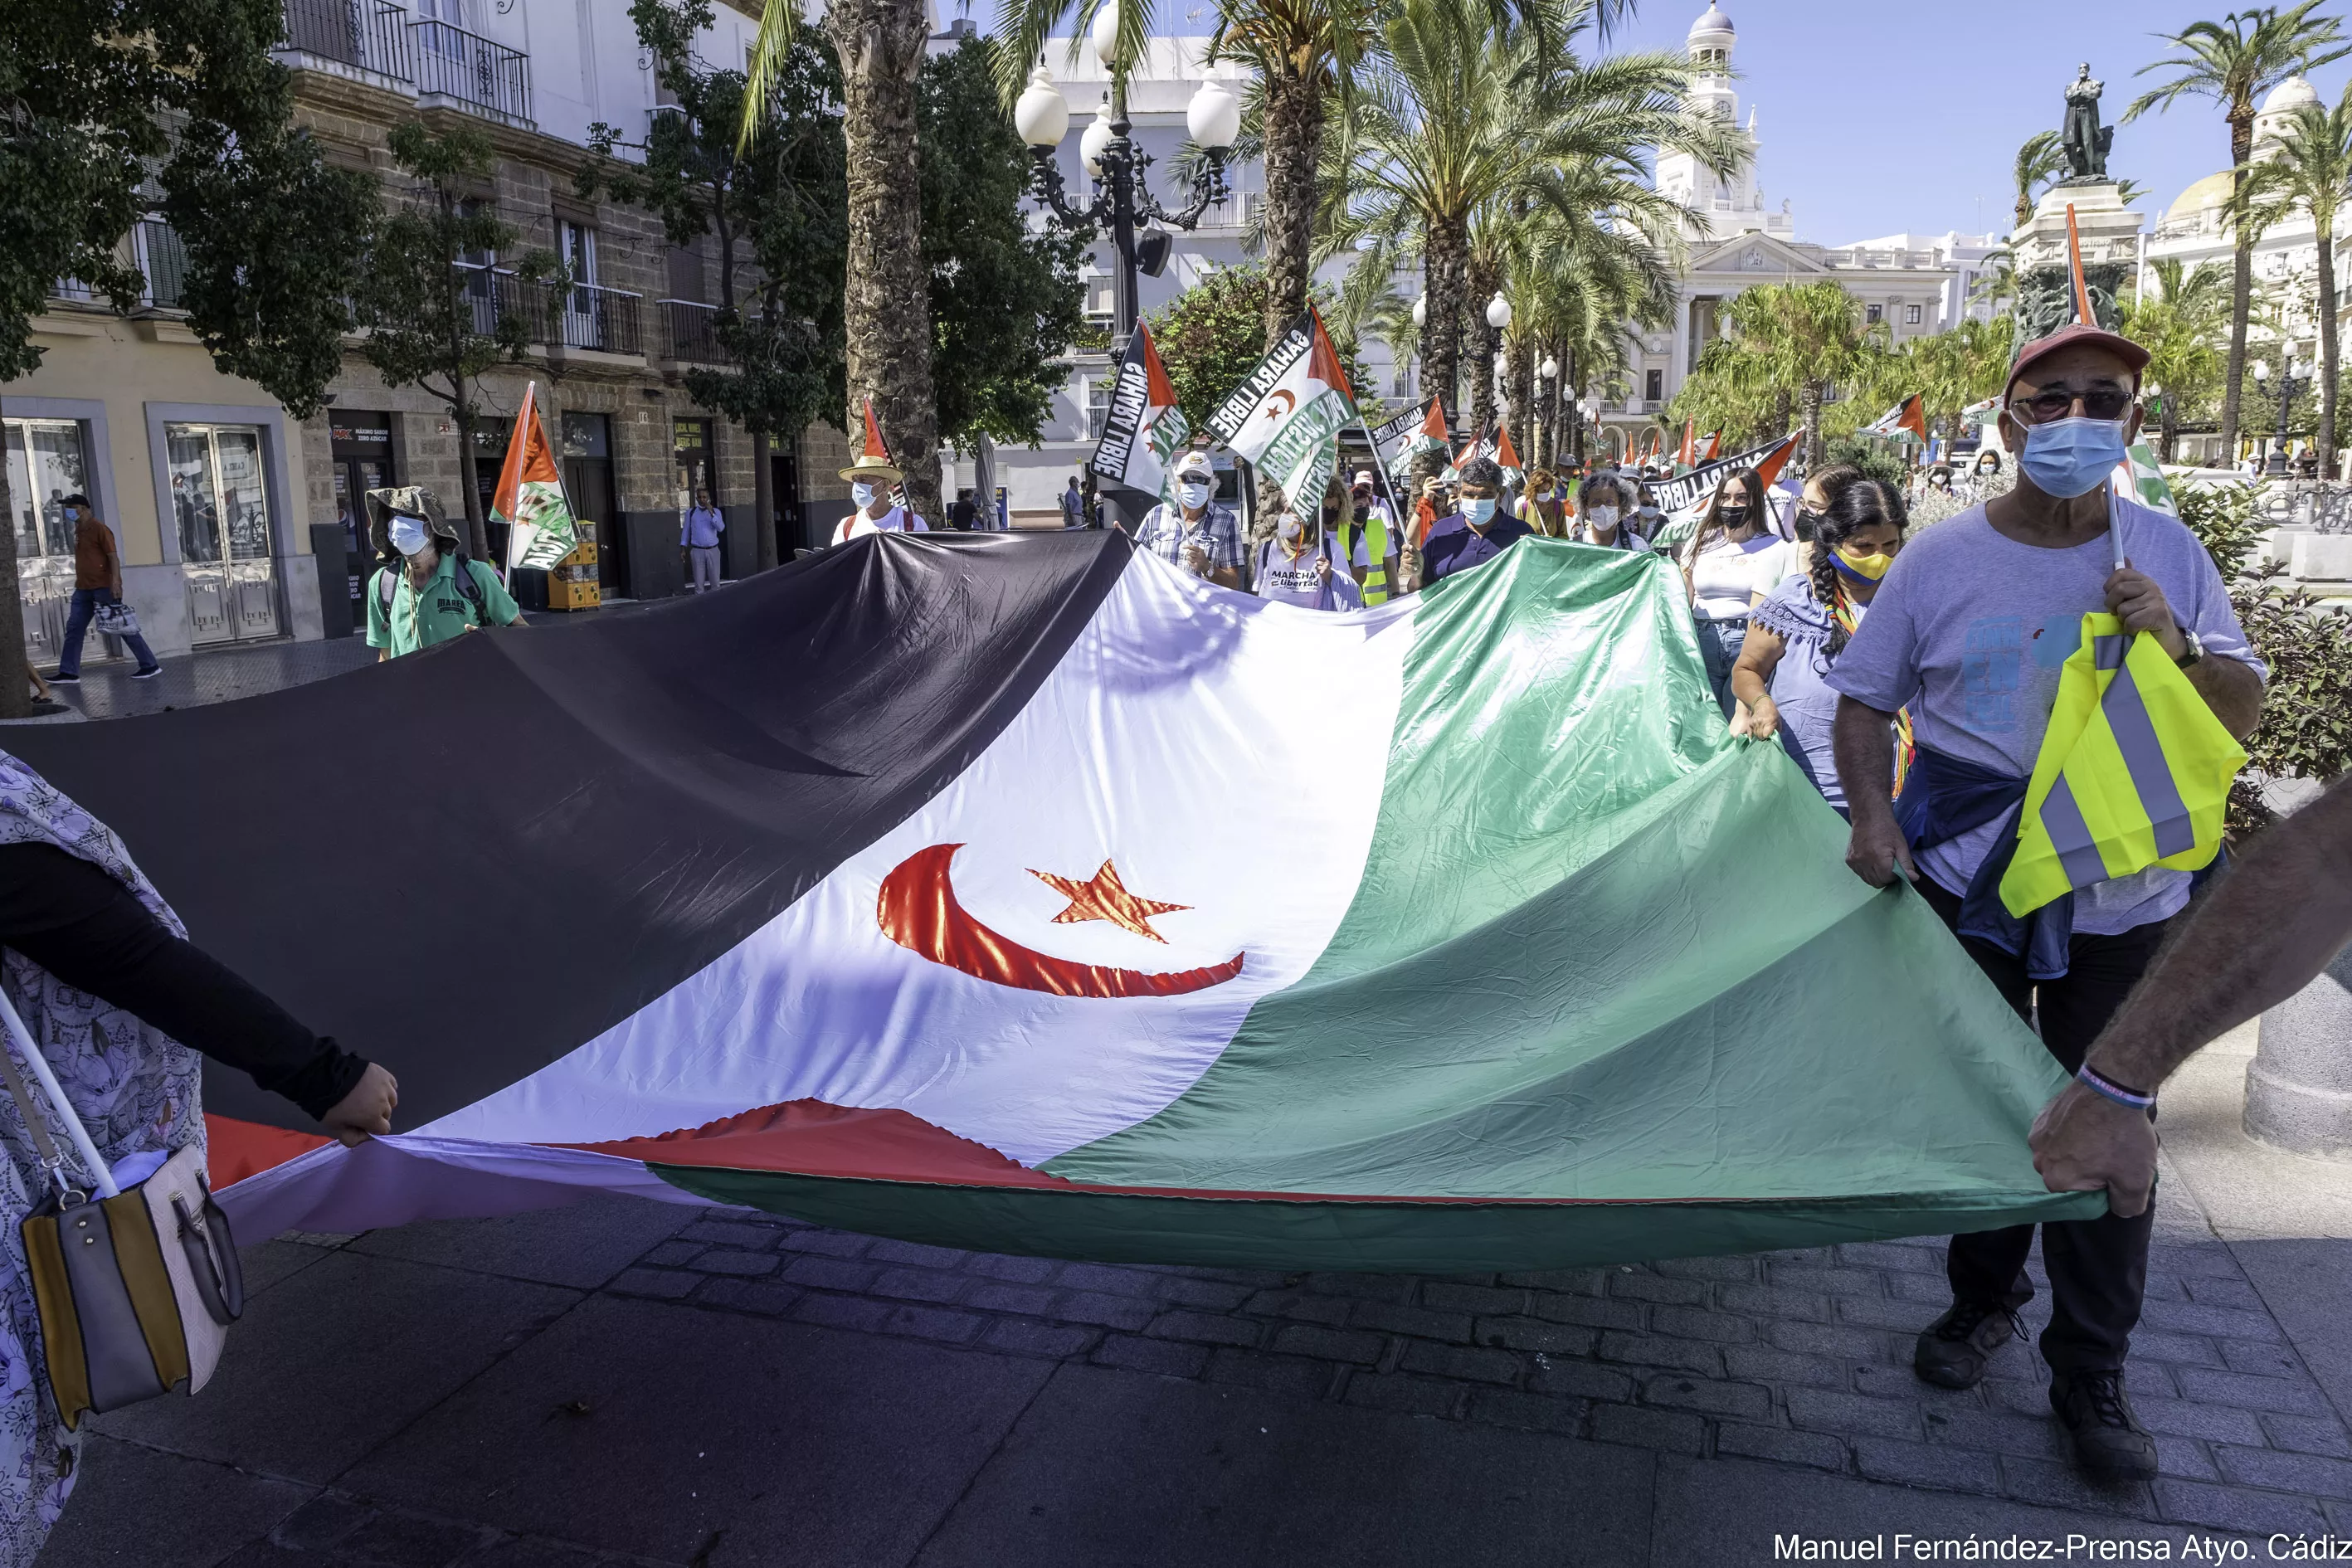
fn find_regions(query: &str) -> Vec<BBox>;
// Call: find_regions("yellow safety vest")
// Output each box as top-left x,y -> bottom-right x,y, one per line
1342,514 -> 1394,605
1999,613 -> 2243,918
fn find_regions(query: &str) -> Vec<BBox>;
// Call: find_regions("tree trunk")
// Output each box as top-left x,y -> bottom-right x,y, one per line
830,0 -> 941,525
1259,66 -> 1323,348
452,405 -> 491,561
1420,217 -> 1467,440
1773,386 -> 1793,440
2320,226 -> 2340,482
1466,256 -> 1497,445
2220,113 -> 2255,463
2160,392 -> 2179,465
754,427 -> 777,570
0,420 -> 29,718
1508,340 -> 1534,470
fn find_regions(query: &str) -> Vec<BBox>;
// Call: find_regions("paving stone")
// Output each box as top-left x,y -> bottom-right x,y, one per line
679,1220 -> 785,1249
1882,1271 -> 1959,1306
1606,1272 -> 1705,1306
792,1294 -> 985,1345
1242,1289 -> 1353,1327
967,1283 -> 1059,1317
693,1278 -> 800,1317
1715,1286 -> 1832,1322
1497,1268 -> 1610,1293
2217,1337 -> 2306,1378
981,1318 -> 1099,1360
1203,1349 -> 1337,1400
1640,1375 -> 1772,1421
1153,1276 -> 1254,1312
2137,1299 -> 2286,1343
1996,1456 -> 2158,1517
1527,1361 -> 1638,1403
1649,1305 -> 1757,1344
1420,1282 -> 1530,1316
775,1228 -> 873,1258
606,1269 -> 697,1301
1049,1291 -> 1157,1332
638,1240 -> 704,1269
275,1494 -> 373,1550
2146,1243 -> 2247,1280
1474,1317 -> 1596,1356
1831,1293 -> 1939,1332
2263,1413 -> 2352,1458
1766,1320 -> 1896,1360
689,1249 -> 781,1278
2212,1445 -> 2352,1500
1785,1389 -> 1923,1441
2155,1436 -> 2222,1482
1853,1437 -> 2000,1494
1595,1333 -> 1725,1376
781,1256 -> 880,1293
2154,1478 -> 2330,1535
965,1253 -> 1059,1284
1093,1333 -> 1211,1378
1146,1310 -> 1264,1349
1299,1272 -> 1416,1303
1850,1362 -> 1959,1403
1722,1346 -> 1848,1390
2181,1275 -> 2268,1312
871,1267 -> 967,1303
1651,1256 -> 1761,1283
1528,1293 -> 1644,1332
1057,1263 -> 1170,1299
2130,1395 -> 2270,1446
1832,1243 -> 1944,1275
329,1507 -> 494,1566
1589,1402 -> 1707,1455
2173,1366 -> 2336,1415
1765,1264 -> 1883,1298
1269,1325 -> 1386,1366
1351,1301 -> 1476,1342
1466,1388 -> 1587,1434
1714,1422 -> 1851,1472
1921,1405 -> 2069,1462
2129,1330 -> 2224,1368
1397,1342 -> 1524,1386
1345,1373 -> 1469,1419
865,1239 -> 971,1269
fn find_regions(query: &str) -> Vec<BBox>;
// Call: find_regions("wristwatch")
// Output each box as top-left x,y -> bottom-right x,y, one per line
2172,624 -> 2204,669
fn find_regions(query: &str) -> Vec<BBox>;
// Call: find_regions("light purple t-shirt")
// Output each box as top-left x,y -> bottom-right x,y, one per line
1824,496 -> 2262,935
1253,528 -> 1354,610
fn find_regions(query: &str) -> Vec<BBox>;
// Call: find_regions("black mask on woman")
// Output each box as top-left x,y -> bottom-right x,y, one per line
1792,506 -> 1821,542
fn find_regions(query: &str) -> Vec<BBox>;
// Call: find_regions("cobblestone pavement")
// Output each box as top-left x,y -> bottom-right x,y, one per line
14,635 -> 381,723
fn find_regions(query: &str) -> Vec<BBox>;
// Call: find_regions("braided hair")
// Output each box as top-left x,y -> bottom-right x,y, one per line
1807,477 -> 1908,660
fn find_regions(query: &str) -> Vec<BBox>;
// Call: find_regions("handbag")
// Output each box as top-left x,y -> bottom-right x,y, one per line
0,986 -> 241,1431
92,599 -> 139,639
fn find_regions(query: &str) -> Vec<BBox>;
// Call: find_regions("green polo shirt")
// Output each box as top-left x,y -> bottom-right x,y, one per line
364,553 -> 520,657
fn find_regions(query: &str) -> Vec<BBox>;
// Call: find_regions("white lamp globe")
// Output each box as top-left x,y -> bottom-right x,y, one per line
1079,100 -> 1117,177
1090,0 -> 1123,69
1485,291 -> 1512,329
1539,355 -> 1558,379
1410,294 -> 1426,327
1187,78 -> 1241,151
2253,359 -> 2271,382
1013,66 -> 1070,149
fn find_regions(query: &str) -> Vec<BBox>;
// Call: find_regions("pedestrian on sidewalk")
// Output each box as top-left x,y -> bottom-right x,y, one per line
680,487 -> 726,592
363,487 -> 527,661
1825,322 -> 2267,1483
0,749 -> 399,1564
44,495 -> 160,684
1060,475 -> 1086,529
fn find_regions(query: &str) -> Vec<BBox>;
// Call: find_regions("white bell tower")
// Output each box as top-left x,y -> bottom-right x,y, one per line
1655,5 -> 1774,242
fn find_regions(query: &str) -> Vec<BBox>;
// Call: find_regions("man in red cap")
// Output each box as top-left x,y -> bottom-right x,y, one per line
1823,322 -> 2267,1482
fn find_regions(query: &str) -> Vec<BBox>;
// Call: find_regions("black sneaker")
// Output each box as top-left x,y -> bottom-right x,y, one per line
1913,1299 -> 2021,1389
129,665 -> 162,680
2051,1370 -> 2158,1482
44,670 -> 77,684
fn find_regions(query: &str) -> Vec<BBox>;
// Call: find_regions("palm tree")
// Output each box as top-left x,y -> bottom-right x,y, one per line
1683,281 -> 1890,466
2127,2 -> 2352,461
1323,0 -> 1733,437
2012,130 -> 2065,229
2124,259 -> 2231,462
2251,88 -> 2352,477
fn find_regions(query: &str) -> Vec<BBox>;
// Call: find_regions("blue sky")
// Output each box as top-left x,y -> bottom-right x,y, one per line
977,0 -> 2352,245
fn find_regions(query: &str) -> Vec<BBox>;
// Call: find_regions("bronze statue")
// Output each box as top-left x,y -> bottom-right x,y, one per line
2061,64 -> 2112,182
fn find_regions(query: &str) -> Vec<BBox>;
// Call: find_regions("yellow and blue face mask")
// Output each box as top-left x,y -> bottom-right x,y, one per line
1830,546 -> 1896,585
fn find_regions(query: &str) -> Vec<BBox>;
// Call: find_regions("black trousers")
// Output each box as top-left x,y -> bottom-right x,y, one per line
1916,877 -> 2165,1376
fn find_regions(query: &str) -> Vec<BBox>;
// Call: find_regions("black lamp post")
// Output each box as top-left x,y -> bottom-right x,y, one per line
2253,355 -> 2305,476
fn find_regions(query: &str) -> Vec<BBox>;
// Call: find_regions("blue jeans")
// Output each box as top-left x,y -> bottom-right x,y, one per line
1695,615 -> 1747,717
57,588 -> 159,677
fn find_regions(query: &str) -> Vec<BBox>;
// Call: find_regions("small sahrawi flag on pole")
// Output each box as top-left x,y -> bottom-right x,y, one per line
1088,323 -> 1190,505
494,382 -> 580,572
1866,394 -> 1928,443
1369,397 -> 1448,483
1209,306 -> 1357,510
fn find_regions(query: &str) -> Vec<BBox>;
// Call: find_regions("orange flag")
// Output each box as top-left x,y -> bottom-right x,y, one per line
491,382 -> 579,572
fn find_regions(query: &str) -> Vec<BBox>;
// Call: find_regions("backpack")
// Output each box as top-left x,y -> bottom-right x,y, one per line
376,553 -> 489,627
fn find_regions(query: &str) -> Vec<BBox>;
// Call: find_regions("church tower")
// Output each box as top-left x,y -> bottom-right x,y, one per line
1653,5 -> 1780,242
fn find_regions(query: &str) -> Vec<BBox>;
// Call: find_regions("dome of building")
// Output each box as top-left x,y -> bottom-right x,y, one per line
1688,3 -> 1734,41
2165,170 -> 2235,225
2262,75 -> 2319,115
1687,4 -> 1733,64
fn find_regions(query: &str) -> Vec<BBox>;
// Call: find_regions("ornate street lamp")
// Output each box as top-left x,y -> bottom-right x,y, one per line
2252,356 -> 2305,476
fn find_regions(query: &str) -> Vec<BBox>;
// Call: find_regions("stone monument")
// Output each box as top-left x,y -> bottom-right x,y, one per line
2010,64 -> 2142,355
2247,947 -> 2352,1156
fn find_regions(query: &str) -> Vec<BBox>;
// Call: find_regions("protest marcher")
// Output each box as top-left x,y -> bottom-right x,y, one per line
1337,470 -> 1401,605
1571,474 -> 1647,551
1517,466 -> 1569,536
1731,477 -> 1912,819
680,486 -> 726,594
1634,483 -> 1664,538
1060,475 -> 1086,528
43,495 -> 160,684
2031,772 -> 2352,1218
0,749 -> 399,1561
364,487 -> 526,661
1681,469 -> 1796,716
1250,485 -> 1364,612
1419,457 -> 1531,586
830,455 -> 928,543
1131,450 -> 1243,589
1827,322 -> 2267,1483
1316,476 -> 1372,588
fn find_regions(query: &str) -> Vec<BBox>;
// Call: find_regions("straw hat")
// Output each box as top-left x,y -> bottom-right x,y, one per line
839,397 -> 904,484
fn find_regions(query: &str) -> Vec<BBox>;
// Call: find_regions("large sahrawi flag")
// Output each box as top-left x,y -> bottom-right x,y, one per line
1209,307 -> 1356,509
493,382 -> 581,571
1088,323 -> 1189,504
3,535 -> 2096,1272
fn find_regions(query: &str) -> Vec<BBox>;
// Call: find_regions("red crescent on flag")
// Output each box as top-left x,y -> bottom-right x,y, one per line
1263,390 -> 1297,421
877,844 -> 1245,999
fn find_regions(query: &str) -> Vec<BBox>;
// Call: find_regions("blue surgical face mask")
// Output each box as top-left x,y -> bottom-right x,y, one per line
850,481 -> 877,509
1176,480 -> 1210,509
1463,496 -> 1497,524
389,516 -> 431,557
2018,416 -> 2129,499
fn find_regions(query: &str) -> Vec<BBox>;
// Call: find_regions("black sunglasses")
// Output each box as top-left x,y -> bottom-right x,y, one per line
2008,386 -> 2135,425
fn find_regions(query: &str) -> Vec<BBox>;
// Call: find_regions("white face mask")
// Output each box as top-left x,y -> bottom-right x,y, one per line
1585,504 -> 1619,530
850,481 -> 877,509
1278,514 -> 1303,542
389,517 -> 431,558
1176,480 -> 1210,509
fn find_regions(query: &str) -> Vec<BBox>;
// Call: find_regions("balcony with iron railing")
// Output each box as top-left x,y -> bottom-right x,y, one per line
278,0 -> 416,85
659,299 -> 731,364
135,221 -> 188,309
452,265 -> 640,359
411,17 -> 532,127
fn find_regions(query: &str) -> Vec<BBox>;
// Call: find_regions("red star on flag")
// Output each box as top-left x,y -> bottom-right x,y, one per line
1029,860 -> 1190,943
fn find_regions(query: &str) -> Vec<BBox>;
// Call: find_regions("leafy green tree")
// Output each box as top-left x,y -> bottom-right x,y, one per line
2125,257 -> 2231,462
581,0 -> 847,567
354,123 -> 556,560
0,0 -> 373,715
1674,282 -> 1891,465
2011,130 -> 2066,228
919,39 -> 1088,454
2128,2 -> 2352,460
2248,87 -> 2352,477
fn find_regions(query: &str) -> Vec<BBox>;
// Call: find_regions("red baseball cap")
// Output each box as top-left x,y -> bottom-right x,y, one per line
2005,322 -> 2151,400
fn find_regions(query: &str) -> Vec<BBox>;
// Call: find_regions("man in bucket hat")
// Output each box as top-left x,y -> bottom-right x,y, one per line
1824,319 -> 2266,1482
363,485 -> 526,660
